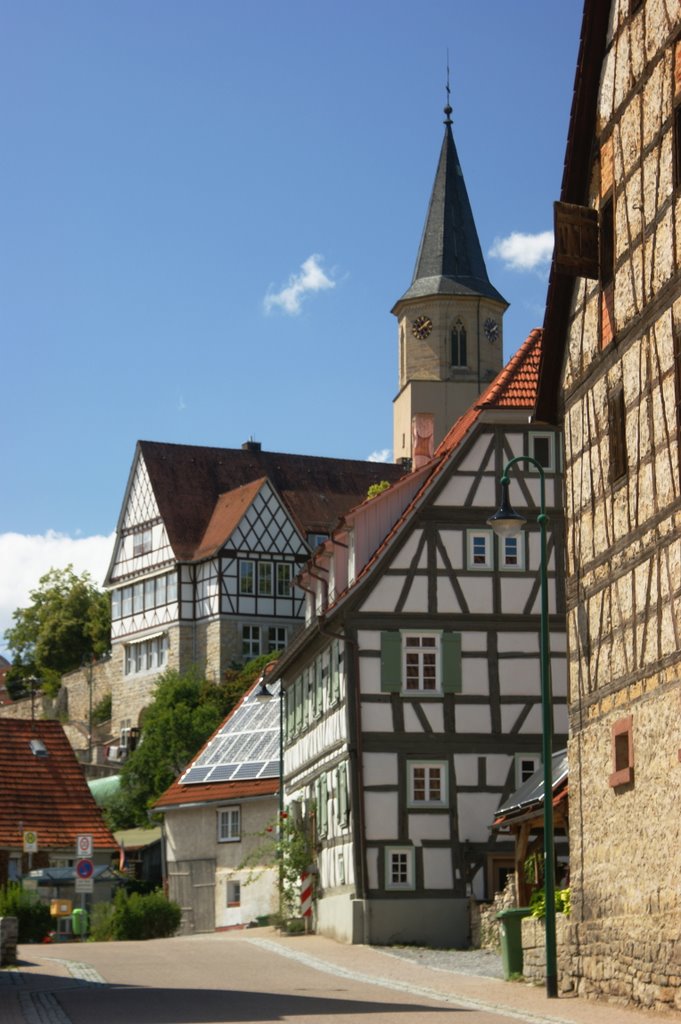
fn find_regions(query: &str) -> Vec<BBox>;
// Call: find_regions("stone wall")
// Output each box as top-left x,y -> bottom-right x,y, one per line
472,876 -> 517,950
521,915 -> 573,994
0,917 -> 17,966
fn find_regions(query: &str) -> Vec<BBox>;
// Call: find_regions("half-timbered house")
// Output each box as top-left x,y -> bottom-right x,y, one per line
536,0 -> 681,1007
275,331 -> 568,947
103,441 -> 405,749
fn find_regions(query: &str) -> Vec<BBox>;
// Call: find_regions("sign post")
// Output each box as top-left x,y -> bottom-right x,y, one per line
75,835 -> 94,938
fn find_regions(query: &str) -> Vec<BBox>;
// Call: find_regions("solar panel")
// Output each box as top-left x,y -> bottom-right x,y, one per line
180,678 -> 282,785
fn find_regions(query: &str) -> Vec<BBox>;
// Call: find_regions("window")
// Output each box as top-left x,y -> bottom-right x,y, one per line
380,631 -> 461,694
671,102 -> 675,192
609,717 -> 634,788
307,533 -> 328,550
608,388 -> 628,482
218,807 -> 241,842
516,754 -> 540,788
500,535 -> 524,570
239,561 -> 255,595
112,572 -> 177,620
277,563 -> 292,597
268,626 -> 287,652
336,763 -> 350,829
674,328 -> 681,478
124,634 -> 169,676
119,719 -> 131,751
258,562 -> 273,596
467,530 -> 492,569
385,847 -> 415,890
404,634 -> 438,691
529,432 -> 555,472
133,528 -> 152,557
133,583 -> 143,614
409,762 -> 447,806
226,880 -> 241,907
451,319 -> 467,368
600,196 -> 614,287
242,625 -> 261,659
328,639 -> 342,703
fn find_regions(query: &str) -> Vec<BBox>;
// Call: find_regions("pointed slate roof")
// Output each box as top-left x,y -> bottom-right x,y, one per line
0,720 -> 117,851
396,108 -> 507,307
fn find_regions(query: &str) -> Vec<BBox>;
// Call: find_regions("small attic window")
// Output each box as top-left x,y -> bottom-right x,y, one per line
29,738 -> 49,758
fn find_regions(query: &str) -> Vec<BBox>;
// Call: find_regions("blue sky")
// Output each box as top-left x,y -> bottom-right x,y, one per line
0,1 -> 583,648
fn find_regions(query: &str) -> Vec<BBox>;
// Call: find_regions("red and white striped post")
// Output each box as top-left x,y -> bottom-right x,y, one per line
300,868 -> 313,920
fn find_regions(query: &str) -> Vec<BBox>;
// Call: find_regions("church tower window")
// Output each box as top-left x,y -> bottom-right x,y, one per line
451,320 -> 467,368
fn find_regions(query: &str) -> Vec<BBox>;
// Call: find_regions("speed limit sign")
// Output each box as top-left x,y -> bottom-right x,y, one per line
76,834 -> 93,857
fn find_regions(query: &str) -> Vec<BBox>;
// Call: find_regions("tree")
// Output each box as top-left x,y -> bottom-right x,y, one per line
4,566 -> 111,697
106,654 -> 277,830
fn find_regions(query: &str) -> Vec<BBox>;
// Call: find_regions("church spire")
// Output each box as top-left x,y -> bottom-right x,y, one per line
397,93 -> 506,307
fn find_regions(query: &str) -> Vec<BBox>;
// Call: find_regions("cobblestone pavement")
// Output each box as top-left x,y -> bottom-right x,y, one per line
377,945 -> 505,980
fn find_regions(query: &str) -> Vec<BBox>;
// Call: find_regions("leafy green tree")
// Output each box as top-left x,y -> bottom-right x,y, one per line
4,566 -> 111,697
106,654 -> 278,829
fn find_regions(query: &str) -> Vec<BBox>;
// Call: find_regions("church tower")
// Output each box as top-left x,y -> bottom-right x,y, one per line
392,99 -> 508,463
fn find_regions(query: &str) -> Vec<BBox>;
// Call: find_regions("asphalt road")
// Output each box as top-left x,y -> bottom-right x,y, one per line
3,928 -> 667,1024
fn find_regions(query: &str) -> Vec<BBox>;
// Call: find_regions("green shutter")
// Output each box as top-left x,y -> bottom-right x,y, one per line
336,764 -> 349,828
441,632 -> 462,693
380,631 -> 402,693
294,678 -> 303,732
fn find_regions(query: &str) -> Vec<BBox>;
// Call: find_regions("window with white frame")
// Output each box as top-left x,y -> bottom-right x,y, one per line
277,563 -> 292,597
385,847 -> 415,890
268,626 -> 287,652
409,761 -> 447,806
242,625 -> 261,659
500,534 -> 524,570
218,806 -> 241,842
516,754 -> 540,788
119,719 -> 132,751
467,530 -> 492,569
112,572 -> 177,621
258,562 -> 273,596
226,880 -> 241,906
239,560 -> 255,595
124,634 -> 168,676
133,527 -> 152,557
403,634 -> 439,692
529,432 -> 555,472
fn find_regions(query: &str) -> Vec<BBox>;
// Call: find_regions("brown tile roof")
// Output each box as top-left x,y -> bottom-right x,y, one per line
0,720 -> 117,850
135,441 -> 407,563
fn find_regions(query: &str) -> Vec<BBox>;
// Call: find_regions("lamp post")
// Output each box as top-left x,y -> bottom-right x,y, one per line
487,455 -> 557,999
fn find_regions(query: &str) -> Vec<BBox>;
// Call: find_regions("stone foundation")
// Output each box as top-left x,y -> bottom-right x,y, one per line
0,917 -> 18,965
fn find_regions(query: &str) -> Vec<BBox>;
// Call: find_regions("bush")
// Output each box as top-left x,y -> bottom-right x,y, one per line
0,883 -> 51,943
529,887 -> 570,918
91,889 -> 181,941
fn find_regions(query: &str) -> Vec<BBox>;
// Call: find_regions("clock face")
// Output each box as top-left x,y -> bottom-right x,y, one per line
484,317 -> 499,343
412,315 -> 433,340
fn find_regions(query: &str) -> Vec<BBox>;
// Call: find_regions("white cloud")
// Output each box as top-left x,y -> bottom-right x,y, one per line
0,531 -> 115,656
488,231 -> 554,272
367,449 -> 392,463
264,254 -> 335,315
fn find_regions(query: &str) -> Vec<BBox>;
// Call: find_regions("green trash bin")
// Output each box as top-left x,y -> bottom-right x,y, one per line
496,907 -> 531,979
71,908 -> 89,938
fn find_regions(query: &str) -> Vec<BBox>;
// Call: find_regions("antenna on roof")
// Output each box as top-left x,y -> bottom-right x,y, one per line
444,51 -> 452,126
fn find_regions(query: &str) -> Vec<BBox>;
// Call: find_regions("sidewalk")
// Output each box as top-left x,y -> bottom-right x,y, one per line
244,928 -> 674,1024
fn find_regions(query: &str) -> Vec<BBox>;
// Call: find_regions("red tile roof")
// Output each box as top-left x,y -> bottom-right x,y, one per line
154,776 -> 277,811
0,720 -> 117,850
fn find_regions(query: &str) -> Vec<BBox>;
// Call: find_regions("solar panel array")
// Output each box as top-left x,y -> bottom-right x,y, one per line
179,679 -> 281,786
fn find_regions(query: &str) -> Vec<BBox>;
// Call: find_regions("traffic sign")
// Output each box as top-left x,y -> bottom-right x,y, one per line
23,830 -> 38,853
75,878 -> 94,894
76,858 -> 94,880
76,834 -> 93,857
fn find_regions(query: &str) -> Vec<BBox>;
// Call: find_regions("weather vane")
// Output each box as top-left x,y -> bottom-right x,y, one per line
444,50 -> 452,125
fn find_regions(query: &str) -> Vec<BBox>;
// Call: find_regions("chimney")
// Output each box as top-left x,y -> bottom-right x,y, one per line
242,439 -> 262,452
412,414 -> 434,470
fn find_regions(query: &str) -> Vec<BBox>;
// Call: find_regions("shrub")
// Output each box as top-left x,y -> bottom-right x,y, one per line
91,889 -> 181,941
0,883 -> 51,943
529,887 -> 570,918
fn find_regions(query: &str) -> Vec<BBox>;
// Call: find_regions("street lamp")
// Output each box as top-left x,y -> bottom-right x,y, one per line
487,455 -> 557,999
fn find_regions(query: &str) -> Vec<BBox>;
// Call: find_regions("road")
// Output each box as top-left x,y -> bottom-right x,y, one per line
4,928 -> 664,1024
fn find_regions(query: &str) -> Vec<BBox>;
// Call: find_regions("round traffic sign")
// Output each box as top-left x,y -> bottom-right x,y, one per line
76,858 -> 94,880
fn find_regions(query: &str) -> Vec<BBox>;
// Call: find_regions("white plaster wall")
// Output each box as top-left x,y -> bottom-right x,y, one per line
363,752 -> 398,786
422,847 -> 454,889
364,792 -> 398,839
408,814 -> 450,844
